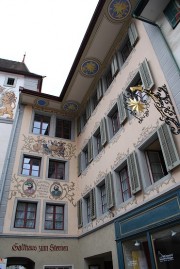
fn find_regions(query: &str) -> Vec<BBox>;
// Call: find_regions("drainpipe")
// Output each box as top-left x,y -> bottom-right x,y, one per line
132,13 -> 180,72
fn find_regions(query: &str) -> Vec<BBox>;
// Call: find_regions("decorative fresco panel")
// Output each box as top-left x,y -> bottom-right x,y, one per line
108,0 -> 131,21
22,135 -> 76,160
0,85 -> 17,119
63,101 -> 79,112
8,174 -> 76,206
81,59 -> 99,76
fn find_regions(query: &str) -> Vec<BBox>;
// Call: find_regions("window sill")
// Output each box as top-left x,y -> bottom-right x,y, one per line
145,173 -> 171,193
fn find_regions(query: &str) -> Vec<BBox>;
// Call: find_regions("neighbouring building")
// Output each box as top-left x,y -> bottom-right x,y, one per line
0,1 -> 180,269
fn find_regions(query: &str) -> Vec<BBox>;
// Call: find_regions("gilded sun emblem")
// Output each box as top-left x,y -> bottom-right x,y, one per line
108,0 -> 131,21
128,98 -> 145,113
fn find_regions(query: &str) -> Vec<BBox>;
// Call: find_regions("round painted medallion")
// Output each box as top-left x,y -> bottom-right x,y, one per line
81,59 -> 99,76
35,98 -> 49,107
63,101 -> 79,112
23,178 -> 37,196
108,0 -> 131,21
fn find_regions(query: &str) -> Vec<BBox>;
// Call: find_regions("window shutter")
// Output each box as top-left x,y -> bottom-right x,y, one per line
88,138 -> 93,163
97,79 -> 103,101
111,55 -> 119,77
128,22 -> 138,47
86,99 -> 91,120
77,199 -> 83,228
90,188 -> 96,220
157,123 -> 180,171
117,92 -> 128,125
139,58 -> 154,90
77,116 -> 81,135
105,172 -> 114,209
100,118 -> 107,146
78,153 -> 82,176
127,151 -> 141,194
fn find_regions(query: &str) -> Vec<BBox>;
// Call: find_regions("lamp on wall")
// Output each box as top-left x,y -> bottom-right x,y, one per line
134,240 -> 140,247
123,84 -> 180,135
171,230 -> 177,237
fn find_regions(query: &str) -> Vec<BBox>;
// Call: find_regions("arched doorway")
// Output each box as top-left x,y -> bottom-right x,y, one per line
6,257 -> 35,269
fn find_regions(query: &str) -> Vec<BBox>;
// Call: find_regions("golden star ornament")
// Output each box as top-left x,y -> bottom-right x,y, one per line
128,98 -> 145,112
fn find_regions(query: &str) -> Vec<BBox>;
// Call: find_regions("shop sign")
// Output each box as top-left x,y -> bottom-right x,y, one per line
0,258 -> 7,269
158,251 -> 174,263
11,243 -> 68,252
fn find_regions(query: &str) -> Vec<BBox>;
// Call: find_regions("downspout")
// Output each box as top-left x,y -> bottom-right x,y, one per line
0,106 -> 19,202
132,13 -> 180,71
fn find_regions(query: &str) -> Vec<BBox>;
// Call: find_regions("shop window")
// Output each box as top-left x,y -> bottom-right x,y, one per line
32,113 -> 50,135
164,0 -> 180,29
152,226 -> 180,269
97,173 -> 114,216
123,236 -> 151,268
139,124 -> 180,187
44,204 -> 64,230
48,159 -> 65,180
56,118 -> 71,139
14,201 -> 37,229
21,155 -> 41,177
119,166 -> 131,202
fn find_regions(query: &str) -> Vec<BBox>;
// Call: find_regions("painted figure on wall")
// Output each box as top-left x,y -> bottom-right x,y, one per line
0,85 -> 17,119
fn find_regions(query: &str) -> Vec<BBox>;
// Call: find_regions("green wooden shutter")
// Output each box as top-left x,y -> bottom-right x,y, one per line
77,116 -> 81,135
128,22 -> 138,47
117,92 -> 128,125
139,58 -> 154,90
157,123 -> 180,171
97,79 -> 103,101
77,199 -> 83,228
105,172 -> 114,209
78,153 -> 82,176
100,118 -> 107,146
111,55 -> 119,77
88,138 -> 93,163
86,99 -> 91,120
90,188 -> 96,220
127,151 -> 141,194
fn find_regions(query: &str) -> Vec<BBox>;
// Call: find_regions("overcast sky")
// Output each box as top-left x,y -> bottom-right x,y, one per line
0,0 -> 99,96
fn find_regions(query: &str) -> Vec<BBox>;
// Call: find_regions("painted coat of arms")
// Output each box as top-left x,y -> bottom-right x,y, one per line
0,85 -> 17,119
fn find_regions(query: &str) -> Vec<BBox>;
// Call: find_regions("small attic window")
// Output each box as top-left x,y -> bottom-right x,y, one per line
4,77 -> 17,87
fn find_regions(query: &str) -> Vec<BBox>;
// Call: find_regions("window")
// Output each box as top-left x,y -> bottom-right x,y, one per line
32,114 -> 50,135
146,147 -> 168,183
94,128 -> 102,155
4,77 -> 16,87
14,202 -> 37,229
105,66 -> 113,89
22,156 -> 41,177
85,195 -> 91,223
48,160 -> 65,180
119,166 -> 131,202
81,139 -> 93,171
111,108 -> 120,135
92,79 -> 103,110
7,77 -> 15,86
83,146 -> 89,169
56,119 -> 71,139
97,173 -> 114,216
100,184 -> 107,214
120,36 -> 133,63
45,204 -> 64,230
139,124 -> 180,187
164,0 -> 180,29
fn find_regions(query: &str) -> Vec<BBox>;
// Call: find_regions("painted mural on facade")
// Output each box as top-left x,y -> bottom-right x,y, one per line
0,85 -> 17,119
22,135 -> 76,160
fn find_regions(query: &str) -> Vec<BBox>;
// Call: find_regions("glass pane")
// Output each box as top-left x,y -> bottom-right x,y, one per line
16,212 -> 25,218
26,220 -> 35,228
34,121 -> 41,128
55,214 -> 63,221
27,212 -> 35,219
55,221 -> 63,230
31,170 -> 39,177
27,203 -> 36,211
45,220 -> 53,229
46,213 -> 53,220
46,205 -> 53,213
17,203 -> 26,210
14,219 -> 24,228
56,206 -> 63,213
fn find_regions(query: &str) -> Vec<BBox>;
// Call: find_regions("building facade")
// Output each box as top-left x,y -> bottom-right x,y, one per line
0,0 -> 180,269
